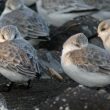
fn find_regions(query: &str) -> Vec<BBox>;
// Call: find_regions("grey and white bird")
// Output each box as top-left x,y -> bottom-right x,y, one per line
98,19 -> 110,53
0,0 -> 49,46
61,33 -> 110,87
0,25 -> 41,91
36,0 -> 98,27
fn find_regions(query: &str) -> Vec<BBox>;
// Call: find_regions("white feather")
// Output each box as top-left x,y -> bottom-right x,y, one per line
0,67 -> 30,82
36,0 -> 97,27
61,54 -> 110,87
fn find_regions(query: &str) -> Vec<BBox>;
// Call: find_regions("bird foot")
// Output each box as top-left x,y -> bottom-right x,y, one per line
18,80 -> 32,89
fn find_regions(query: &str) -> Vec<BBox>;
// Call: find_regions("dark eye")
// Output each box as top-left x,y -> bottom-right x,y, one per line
101,27 -> 106,31
25,37 -> 31,40
14,34 -> 17,39
101,24 -> 109,32
7,6 -> 12,10
75,43 -> 80,47
2,35 -> 5,40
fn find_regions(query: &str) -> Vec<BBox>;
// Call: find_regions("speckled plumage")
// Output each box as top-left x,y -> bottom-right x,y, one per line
0,25 -> 40,83
0,41 -> 36,78
0,0 -> 49,46
64,44 -> 110,72
36,0 -> 97,27
61,33 -> 110,87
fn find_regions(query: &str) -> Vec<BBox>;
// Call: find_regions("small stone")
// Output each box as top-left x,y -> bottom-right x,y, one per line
106,95 -> 110,100
98,89 -> 107,94
78,85 -> 85,88
55,97 -> 60,101
62,98 -> 66,102
73,91 -> 77,95
59,106 -> 63,110
65,106 -> 70,110
53,101 -> 56,104
50,104 -> 53,107
84,103 -> 88,109
35,108 -> 39,110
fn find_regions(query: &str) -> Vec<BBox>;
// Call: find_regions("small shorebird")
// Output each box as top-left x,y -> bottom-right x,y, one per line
0,0 -> 50,46
61,33 -> 110,87
0,25 -> 41,91
98,19 -> 110,53
36,0 -> 98,27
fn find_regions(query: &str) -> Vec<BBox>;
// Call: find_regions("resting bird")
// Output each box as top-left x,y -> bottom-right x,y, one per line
36,0 -> 98,27
0,25 -> 41,91
61,33 -> 110,87
0,0 -> 50,46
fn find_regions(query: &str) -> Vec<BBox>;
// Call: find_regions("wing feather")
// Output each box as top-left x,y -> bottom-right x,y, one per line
67,44 -> 110,74
0,8 -> 49,39
0,41 -> 36,78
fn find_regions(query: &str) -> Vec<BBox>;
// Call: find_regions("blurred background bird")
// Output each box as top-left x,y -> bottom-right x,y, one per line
36,0 -> 98,27
0,0 -> 50,47
61,33 -> 110,87
0,25 -> 41,91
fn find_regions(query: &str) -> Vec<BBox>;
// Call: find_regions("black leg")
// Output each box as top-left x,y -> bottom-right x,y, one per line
36,73 -> 41,80
27,80 -> 32,89
17,80 -> 32,89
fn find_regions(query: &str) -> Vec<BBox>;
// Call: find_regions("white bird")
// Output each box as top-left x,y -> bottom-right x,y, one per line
0,0 -> 49,46
0,25 -> 41,91
98,19 -> 110,53
36,0 -> 98,27
61,33 -> 110,87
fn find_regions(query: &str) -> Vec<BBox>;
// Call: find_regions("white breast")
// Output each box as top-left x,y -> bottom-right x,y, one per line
0,68 -> 30,82
61,57 -> 110,87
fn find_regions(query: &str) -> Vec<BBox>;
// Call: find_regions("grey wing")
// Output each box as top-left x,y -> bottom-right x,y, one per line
13,39 -> 41,74
69,44 -> 110,74
45,0 -> 97,12
0,41 -> 36,78
24,10 -> 49,38
82,45 -> 110,74
30,13 -> 49,37
0,10 -> 49,39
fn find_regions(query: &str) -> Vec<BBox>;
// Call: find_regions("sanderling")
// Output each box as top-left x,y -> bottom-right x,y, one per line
98,19 -> 110,53
61,33 -> 110,87
0,0 -> 50,46
36,0 -> 98,27
0,25 -> 41,91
